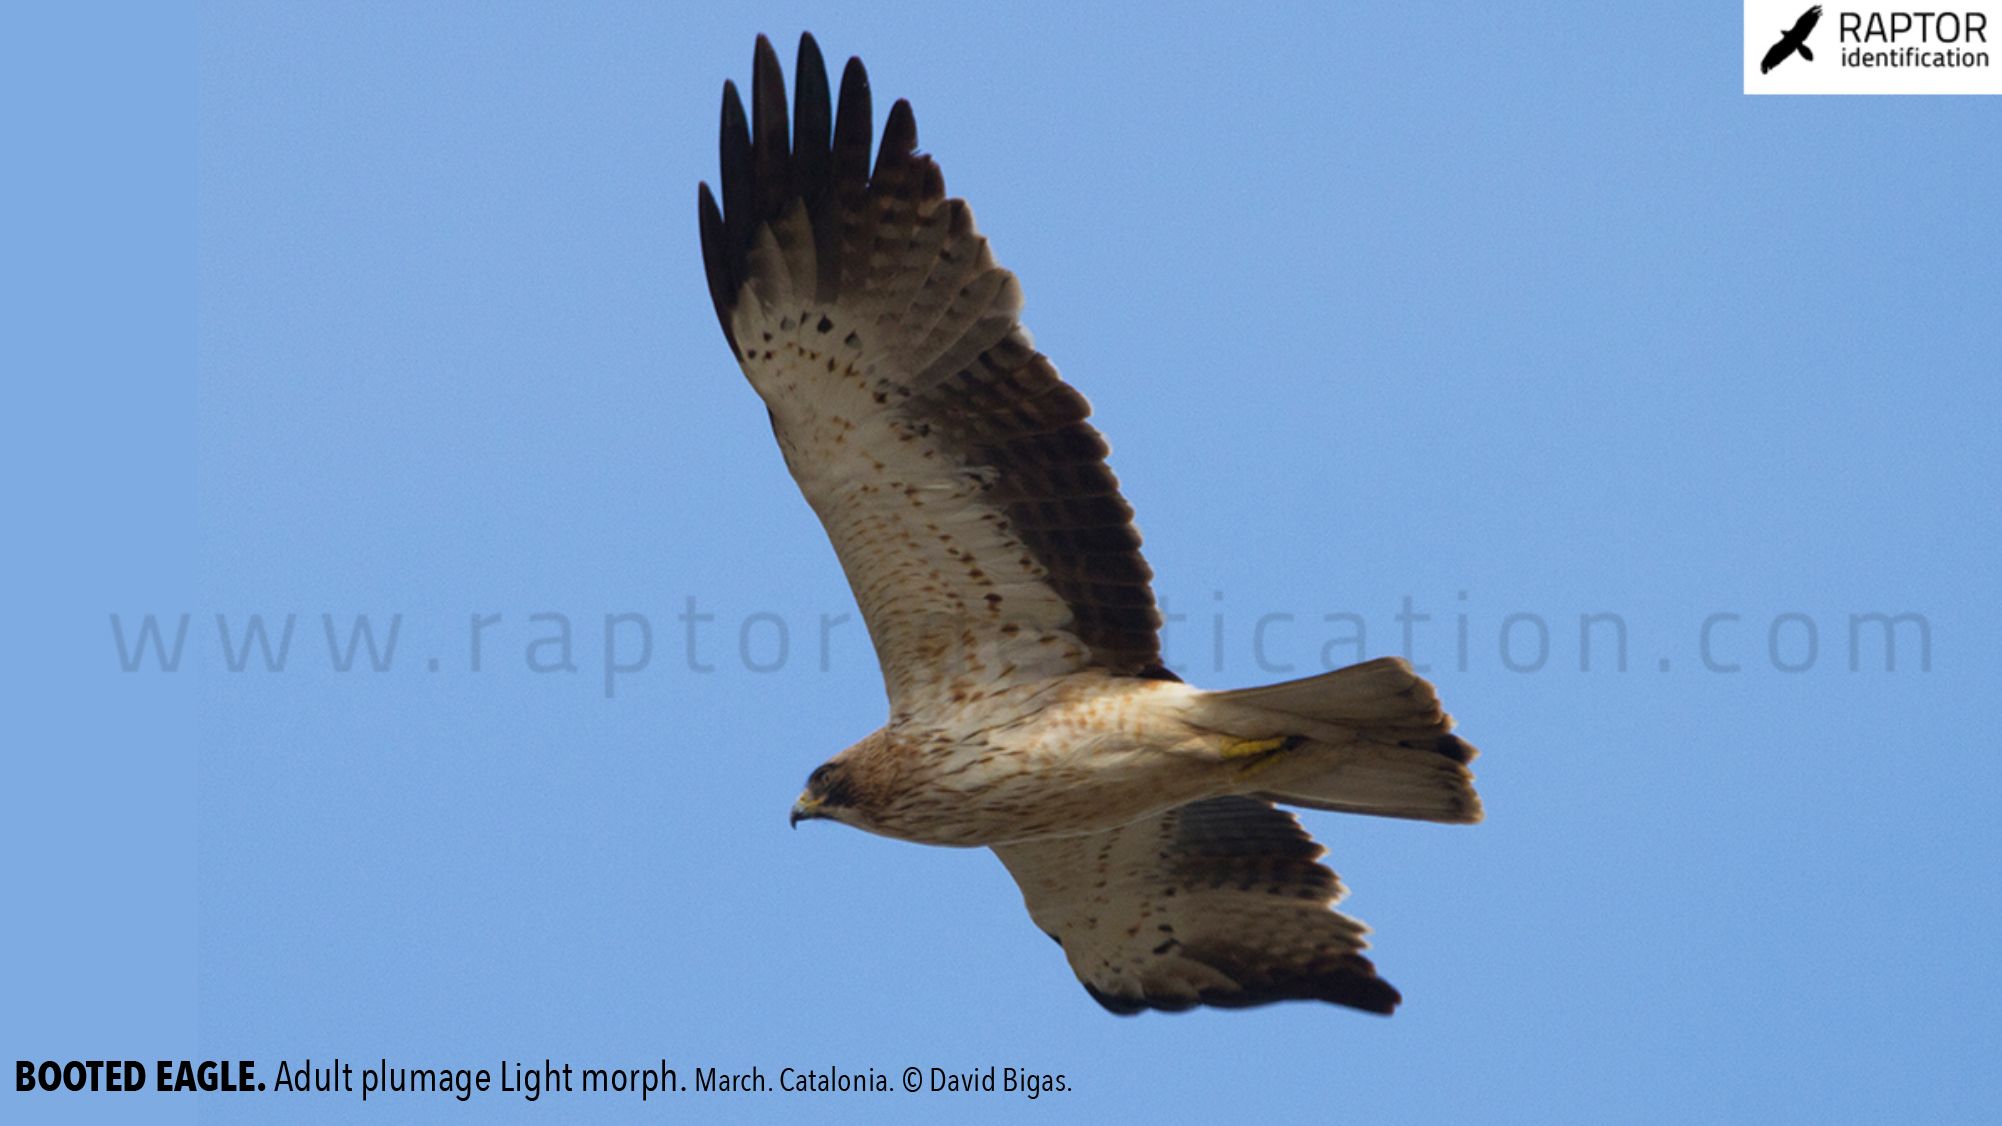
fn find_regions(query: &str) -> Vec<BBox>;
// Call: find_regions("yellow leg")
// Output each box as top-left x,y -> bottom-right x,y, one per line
1219,734 -> 1305,778
1220,735 -> 1295,759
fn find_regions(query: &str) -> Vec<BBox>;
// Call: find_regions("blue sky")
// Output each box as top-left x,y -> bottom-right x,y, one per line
11,2 -> 2001,1123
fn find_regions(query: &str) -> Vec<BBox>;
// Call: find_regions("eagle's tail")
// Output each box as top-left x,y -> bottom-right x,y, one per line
1203,658 -> 1483,824
1799,45 -> 1814,62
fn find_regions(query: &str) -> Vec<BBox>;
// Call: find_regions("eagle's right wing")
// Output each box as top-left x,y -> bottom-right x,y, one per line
992,797 -> 1403,1015
698,35 -> 1168,717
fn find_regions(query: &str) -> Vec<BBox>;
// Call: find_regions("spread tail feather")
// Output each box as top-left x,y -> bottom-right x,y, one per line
1248,742 -> 1482,824
1203,658 -> 1482,825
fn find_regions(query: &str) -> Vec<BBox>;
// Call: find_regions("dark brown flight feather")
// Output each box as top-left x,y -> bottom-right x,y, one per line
996,797 -> 1402,1015
698,33 -> 1170,681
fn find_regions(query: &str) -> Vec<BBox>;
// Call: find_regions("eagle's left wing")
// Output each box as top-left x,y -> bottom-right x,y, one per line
698,35 -> 1167,716
992,796 -> 1403,1015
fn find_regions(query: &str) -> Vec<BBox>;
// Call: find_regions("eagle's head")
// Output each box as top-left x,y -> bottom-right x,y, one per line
789,730 -> 894,832
790,760 -> 860,828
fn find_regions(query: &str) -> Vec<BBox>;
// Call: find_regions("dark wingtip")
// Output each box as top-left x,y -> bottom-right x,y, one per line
719,78 -> 749,180
1329,972 -> 1403,1015
830,55 -> 873,191
793,33 -> 832,207
708,34 -> 883,343
717,78 -> 752,288
750,34 -> 791,224
1083,983 -> 1148,1016
752,34 -> 783,93
877,97 -> 918,175
1433,733 -> 1478,765
697,182 -> 737,353
1082,963 -> 1402,1017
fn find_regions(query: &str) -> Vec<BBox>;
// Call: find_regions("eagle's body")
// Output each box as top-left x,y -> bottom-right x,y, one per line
810,675 -> 1217,847
699,34 -> 1482,1015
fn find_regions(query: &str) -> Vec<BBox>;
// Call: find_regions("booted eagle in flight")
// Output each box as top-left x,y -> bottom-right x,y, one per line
698,34 -> 1482,1015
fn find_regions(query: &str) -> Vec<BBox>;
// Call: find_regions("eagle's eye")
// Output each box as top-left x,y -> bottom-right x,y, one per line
805,762 -> 856,808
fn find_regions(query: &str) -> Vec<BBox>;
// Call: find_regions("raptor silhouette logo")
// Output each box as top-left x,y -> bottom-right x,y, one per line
1762,5 -> 1824,72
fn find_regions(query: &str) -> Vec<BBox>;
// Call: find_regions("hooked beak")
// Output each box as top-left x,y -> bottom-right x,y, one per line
790,793 -> 823,829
